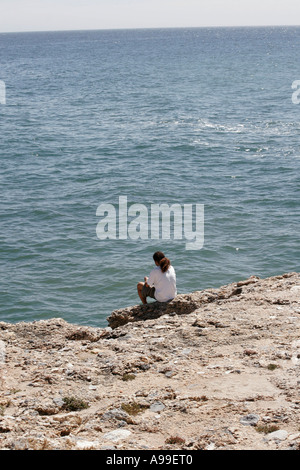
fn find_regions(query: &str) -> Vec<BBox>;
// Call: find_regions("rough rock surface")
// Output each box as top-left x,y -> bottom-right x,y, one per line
1,272 -> 300,450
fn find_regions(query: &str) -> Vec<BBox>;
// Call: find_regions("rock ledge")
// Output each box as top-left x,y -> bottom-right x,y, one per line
1,272 -> 300,451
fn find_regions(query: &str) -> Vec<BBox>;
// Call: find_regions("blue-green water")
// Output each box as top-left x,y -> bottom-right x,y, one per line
0,27 -> 299,327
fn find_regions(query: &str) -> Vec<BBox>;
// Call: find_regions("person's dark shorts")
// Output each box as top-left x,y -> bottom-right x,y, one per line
142,284 -> 156,299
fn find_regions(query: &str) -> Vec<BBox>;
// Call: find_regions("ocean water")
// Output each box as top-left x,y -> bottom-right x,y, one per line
0,27 -> 299,327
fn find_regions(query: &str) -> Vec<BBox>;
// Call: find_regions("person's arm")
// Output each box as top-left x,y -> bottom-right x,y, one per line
147,269 -> 156,287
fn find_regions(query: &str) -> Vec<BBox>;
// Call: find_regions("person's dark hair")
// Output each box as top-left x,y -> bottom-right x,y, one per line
153,251 -> 171,273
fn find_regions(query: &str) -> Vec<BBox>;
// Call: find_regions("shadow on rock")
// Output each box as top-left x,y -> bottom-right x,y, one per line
107,285 -> 244,329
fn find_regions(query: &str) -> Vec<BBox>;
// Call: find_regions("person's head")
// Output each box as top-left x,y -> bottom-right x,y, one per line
153,251 -> 171,273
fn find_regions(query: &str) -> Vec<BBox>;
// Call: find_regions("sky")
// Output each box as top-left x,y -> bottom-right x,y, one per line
0,0 -> 300,33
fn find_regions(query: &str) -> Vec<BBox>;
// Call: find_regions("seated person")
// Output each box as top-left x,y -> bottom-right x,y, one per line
137,251 -> 177,304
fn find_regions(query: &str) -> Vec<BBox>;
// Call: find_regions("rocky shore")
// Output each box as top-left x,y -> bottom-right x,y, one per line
1,272 -> 300,451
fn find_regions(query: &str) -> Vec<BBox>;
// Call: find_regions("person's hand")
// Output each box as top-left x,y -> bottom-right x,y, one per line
144,276 -> 148,283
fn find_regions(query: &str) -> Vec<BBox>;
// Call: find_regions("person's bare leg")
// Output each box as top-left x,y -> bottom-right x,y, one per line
137,282 -> 147,304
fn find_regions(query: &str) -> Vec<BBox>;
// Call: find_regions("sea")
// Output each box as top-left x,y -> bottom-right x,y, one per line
0,27 -> 299,327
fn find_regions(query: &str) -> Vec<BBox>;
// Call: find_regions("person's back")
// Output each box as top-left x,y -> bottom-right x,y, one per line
147,263 -> 176,302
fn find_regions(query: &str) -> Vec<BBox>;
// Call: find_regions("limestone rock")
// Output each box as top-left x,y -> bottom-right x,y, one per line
0,272 -> 299,451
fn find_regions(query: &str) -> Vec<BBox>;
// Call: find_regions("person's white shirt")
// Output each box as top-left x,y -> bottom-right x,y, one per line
147,265 -> 177,302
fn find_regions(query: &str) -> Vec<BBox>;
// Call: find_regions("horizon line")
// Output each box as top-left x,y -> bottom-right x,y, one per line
0,23 -> 299,35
